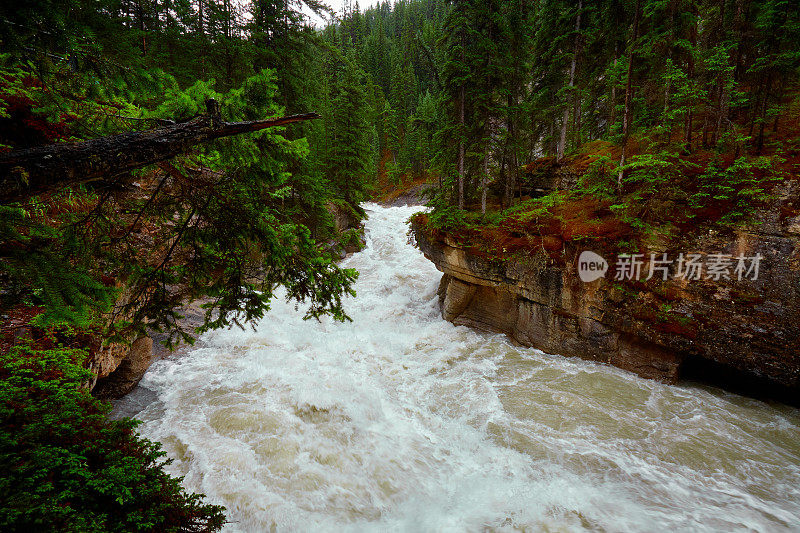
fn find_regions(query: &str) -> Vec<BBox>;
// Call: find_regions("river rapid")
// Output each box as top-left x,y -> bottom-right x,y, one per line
125,203 -> 800,532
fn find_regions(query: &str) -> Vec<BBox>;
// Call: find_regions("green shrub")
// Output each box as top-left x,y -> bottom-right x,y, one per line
426,204 -> 468,230
690,155 -> 782,223
577,156 -> 617,198
0,344 -> 225,532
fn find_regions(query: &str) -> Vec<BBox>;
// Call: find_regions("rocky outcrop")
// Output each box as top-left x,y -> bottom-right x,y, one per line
326,201 -> 367,258
87,284 -> 157,399
328,200 -> 363,235
93,201 -> 367,400
1,301 -> 155,399
91,336 -> 154,399
384,182 -> 431,206
91,296 -> 216,398
413,217 -> 800,398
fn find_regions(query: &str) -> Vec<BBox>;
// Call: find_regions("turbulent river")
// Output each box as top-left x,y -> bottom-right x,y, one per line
123,203 -> 800,532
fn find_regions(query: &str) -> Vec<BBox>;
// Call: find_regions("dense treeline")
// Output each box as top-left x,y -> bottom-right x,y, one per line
326,0 -> 798,212
4,0 -> 797,213
1,0 -> 376,225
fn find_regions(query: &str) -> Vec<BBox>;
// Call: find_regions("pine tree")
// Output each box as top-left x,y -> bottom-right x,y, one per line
326,52 -> 374,206
438,0 -> 471,207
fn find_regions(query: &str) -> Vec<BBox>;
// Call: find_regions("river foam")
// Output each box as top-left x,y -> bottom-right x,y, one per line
131,203 -> 800,532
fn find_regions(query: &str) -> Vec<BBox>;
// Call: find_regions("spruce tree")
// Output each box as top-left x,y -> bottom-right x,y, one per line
326,52 -> 374,206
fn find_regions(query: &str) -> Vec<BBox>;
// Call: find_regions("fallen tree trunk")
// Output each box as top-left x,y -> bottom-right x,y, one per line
0,99 -> 320,203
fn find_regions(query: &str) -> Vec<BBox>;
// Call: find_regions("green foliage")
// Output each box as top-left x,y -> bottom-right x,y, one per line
151,78 -> 217,121
0,342 -> 225,531
620,151 -> 691,196
325,53 -> 375,206
608,151 -> 695,230
690,155 -> 783,223
330,198 -> 366,226
1,65 -> 360,348
1,0 -> 799,526
339,227 -> 364,250
577,156 -> 617,198
426,204 -> 468,231
505,192 -> 568,222
0,201 -> 118,328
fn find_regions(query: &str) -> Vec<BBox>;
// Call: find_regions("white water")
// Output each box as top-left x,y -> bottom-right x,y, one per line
130,203 -> 800,532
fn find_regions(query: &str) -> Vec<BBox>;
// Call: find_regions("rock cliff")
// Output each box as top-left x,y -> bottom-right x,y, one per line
90,284 -> 157,399
326,200 -> 367,259
412,212 -> 800,400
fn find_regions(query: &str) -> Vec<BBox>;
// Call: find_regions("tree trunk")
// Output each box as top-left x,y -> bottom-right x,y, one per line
136,0 -> 147,54
715,86 -> 729,145
481,148 -> 488,215
618,0 -> 641,192
710,0 -> 728,146
505,93 -> 517,207
610,41 -> 619,129
458,82 -> 465,209
662,0 -> 676,142
684,11 -> 698,154
558,0 -> 582,161
733,0 -> 748,84
702,96 -> 712,147
224,0 -> 231,39
0,100 -> 320,203
756,73 -> 772,153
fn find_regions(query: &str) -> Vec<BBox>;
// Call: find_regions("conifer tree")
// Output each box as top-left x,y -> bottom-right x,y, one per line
438,0 -> 471,207
326,52 -> 374,206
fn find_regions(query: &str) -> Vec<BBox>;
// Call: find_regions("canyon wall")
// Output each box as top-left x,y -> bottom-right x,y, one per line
90,283 -> 156,399
412,216 -> 800,397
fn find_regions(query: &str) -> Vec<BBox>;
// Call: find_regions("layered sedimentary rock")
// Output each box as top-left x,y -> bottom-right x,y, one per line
413,216 -> 800,395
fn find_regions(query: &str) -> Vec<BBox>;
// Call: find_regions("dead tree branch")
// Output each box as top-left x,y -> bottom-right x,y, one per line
0,99 -> 320,203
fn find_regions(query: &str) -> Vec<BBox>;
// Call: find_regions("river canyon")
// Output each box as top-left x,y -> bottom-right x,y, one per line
116,204 -> 800,532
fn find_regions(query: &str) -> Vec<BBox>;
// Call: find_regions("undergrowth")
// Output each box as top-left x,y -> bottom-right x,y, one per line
0,339 -> 226,532
420,143 -> 789,254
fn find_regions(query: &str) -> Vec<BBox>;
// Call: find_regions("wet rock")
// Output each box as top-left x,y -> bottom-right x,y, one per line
92,336 -> 154,399
412,218 -> 800,395
327,200 -> 364,234
326,201 -> 366,258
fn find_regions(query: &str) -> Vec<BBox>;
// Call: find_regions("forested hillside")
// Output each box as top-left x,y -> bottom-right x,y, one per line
1,0 -> 799,530
331,0 -> 799,216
